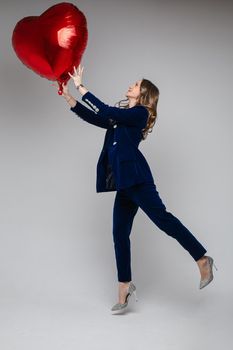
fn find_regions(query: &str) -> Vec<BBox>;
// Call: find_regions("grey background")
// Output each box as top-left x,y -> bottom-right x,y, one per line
0,0 -> 232,349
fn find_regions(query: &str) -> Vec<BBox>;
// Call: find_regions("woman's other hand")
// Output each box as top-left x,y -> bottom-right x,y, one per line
61,82 -> 69,97
51,81 -> 70,98
51,81 -> 77,107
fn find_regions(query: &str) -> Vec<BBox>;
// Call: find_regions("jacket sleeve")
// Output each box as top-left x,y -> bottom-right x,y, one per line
81,91 -> 148,127
70,101 -> 110,129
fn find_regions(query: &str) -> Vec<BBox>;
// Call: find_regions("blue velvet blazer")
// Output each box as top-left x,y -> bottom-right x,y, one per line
70,91 -> 154,193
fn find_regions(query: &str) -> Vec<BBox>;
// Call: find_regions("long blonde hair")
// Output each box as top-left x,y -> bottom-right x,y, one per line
114,78 -> 159,140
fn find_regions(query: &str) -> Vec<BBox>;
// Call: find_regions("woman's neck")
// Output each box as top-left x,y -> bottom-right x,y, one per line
128,98 -> 137,108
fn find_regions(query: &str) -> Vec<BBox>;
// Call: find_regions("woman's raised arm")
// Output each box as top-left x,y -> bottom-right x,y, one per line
81,91 -> 148,128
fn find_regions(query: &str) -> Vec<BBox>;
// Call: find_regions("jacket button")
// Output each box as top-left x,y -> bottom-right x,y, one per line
113,141 -> 117,145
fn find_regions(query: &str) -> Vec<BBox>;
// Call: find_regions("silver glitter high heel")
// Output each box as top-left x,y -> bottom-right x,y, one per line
111,281 -> 138,313
199,255 -> 218,289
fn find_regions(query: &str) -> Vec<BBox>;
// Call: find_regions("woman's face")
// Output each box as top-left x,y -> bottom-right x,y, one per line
125,79 -> 142,100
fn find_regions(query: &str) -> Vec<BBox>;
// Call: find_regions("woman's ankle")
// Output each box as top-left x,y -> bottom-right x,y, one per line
196,255 -> 208,268
119,281 -> 131,286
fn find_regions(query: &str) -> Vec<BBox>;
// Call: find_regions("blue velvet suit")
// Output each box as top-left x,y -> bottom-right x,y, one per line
70,91 -> 207,282
71,91 -> 154,193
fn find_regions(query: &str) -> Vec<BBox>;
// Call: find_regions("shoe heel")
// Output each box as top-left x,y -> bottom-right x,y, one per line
209,256 -> 218,271
133,290 -> 138,302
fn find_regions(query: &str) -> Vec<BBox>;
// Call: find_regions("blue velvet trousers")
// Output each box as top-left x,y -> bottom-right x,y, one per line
112,181 -> 207,282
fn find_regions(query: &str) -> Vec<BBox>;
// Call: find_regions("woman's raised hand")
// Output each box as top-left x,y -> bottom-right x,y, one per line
51,63 -> 84,97
68,64 -> 84,88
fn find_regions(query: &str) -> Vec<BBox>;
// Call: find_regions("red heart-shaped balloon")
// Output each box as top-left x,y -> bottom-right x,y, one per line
12,2 -> 88,94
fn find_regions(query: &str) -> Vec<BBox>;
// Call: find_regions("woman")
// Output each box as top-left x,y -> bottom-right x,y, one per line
53,64 -> 217,314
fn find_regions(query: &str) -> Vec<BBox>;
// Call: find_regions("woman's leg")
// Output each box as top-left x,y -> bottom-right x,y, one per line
124,182 -> 207,261
112,190 -> 139,282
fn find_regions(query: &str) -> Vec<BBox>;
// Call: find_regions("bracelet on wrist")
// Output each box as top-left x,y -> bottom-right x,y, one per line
77,84 -> 84,89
